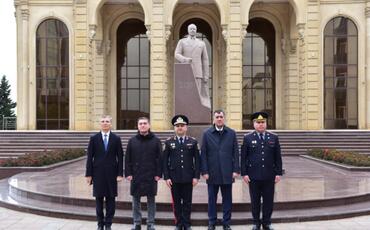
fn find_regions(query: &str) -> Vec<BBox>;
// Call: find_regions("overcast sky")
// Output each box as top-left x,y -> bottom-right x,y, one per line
0,1 -> 17,102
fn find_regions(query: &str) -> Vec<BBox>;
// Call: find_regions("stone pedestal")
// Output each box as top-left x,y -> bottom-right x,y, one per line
174,63 -> 211,125
187,125 -> 210,145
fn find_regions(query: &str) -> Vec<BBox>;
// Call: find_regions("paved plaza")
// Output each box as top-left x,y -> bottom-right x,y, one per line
0,206 -> 370,230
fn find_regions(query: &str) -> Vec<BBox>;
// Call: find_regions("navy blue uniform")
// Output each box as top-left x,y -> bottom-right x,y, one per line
163,136 -> 200,228
241,131 -> 282,227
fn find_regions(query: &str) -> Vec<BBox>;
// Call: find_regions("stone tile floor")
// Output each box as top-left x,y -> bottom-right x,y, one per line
0,207 -> 369,230
10,156 -> 370,203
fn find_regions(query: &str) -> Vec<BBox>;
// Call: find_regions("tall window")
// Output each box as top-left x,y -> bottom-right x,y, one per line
36,19 -> 69,129
180,18 -> 213,109
117,19 -> 149,129
324,17 -> 358,129
242,18 -> 275,129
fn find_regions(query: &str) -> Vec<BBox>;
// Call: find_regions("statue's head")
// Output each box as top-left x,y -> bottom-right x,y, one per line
188,24 -> 197,37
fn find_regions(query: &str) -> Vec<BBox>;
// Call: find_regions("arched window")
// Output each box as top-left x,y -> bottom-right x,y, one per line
324,17 -> 358,129
36,19 -> 69,129
117,19 -> 150,129
242,18 -> 275,129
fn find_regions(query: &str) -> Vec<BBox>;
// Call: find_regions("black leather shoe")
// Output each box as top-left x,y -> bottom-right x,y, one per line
184,227 -> 192,230
223,225 -> 232,230
131,225 -> 141,230
105,226 -> 112,230
252,225 -> 261,230
97,226 -> 103,230
207,224 -> 216,230
263,225 -> 274,230
174,226 -> 182,230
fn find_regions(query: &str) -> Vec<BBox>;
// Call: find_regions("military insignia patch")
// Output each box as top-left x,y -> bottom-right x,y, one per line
170,143 -> 176,149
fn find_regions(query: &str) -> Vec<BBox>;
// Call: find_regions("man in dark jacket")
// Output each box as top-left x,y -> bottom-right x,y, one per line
85,115 -> 124,230
163,115 -> 201,230
125,117 -> 162,230
241,112 -> 282,230
201,110 -> 240,230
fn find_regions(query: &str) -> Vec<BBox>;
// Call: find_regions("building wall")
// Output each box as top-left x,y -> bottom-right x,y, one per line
14,0 -> 370,130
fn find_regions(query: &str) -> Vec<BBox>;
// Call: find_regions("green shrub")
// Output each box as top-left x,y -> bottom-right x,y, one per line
0,149 -> 85,167
307,148 -> 370,167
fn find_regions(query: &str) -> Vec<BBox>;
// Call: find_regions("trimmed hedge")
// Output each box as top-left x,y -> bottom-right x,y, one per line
0,149 -> 85,167
307,148 -> 370,167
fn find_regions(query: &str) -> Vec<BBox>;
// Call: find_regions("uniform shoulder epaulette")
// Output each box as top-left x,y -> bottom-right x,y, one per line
245,131 -> 254,136
267,131 -> 278,136
166,137 -> 174,141
188,136 -> 196,140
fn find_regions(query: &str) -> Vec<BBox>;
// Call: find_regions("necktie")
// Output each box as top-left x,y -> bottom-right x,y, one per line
259,133 -> 264,141
179,137 -> 183,145
104,134 -> 108,151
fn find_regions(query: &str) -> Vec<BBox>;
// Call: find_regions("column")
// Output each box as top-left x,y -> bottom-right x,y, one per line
16,4 -> 29,130
224,0 -> 243,130
74,1 -> 90,130
149,0 -> 169,130
366,2 -> 370,128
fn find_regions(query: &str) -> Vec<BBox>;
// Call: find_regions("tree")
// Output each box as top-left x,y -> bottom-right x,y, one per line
0,75 -> 16,122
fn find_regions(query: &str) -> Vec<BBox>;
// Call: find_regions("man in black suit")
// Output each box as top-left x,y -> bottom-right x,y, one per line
163,115 -> 201,230
85,115 -> 124,230
241,112 -> 283,230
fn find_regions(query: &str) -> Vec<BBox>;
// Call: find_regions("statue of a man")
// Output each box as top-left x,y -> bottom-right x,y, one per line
175,24 -> 211,109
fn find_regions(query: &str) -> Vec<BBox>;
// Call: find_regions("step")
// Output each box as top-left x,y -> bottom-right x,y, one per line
2,180 -> 370,225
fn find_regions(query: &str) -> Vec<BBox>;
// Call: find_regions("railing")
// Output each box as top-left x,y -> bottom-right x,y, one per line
2,117 -> 16,130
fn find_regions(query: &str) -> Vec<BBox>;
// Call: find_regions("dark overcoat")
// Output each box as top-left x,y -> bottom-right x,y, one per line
125,131 -> 162,197
200,125 -> 240,184
162,136 -> 201,183
241,131 -> 283,180
85,132 -> 124,197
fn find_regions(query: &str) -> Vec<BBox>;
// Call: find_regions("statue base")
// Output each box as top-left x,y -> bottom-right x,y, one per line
174,63 -> 211,125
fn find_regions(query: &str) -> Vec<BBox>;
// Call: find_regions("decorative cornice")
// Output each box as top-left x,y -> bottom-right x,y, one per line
241,24 -> 248,39
95,40 -> 103,55
145,24 -> 151,41
366,7 -> 370,18
21,8 -> 29,21
297,23 -> 305,41
165,25 -> 172,41
221,24 -> 228,41
89,24 -> 97,42
74,0 -> 87,4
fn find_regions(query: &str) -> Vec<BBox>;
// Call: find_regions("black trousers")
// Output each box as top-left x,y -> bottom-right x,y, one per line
95,196 -> 116,227
171,182 -> 193,227
249,179 -> 275,226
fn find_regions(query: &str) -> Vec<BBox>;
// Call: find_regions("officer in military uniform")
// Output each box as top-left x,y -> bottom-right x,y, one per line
241,112 -> 283,230
163,115 -> 201,230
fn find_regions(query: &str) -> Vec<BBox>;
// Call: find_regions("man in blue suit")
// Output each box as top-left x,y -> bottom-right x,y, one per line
241,112 -> 282,230
85,115 -> 124,230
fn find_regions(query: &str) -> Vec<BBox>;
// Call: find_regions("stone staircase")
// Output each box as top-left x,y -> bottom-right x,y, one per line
1,130 -> 370,158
